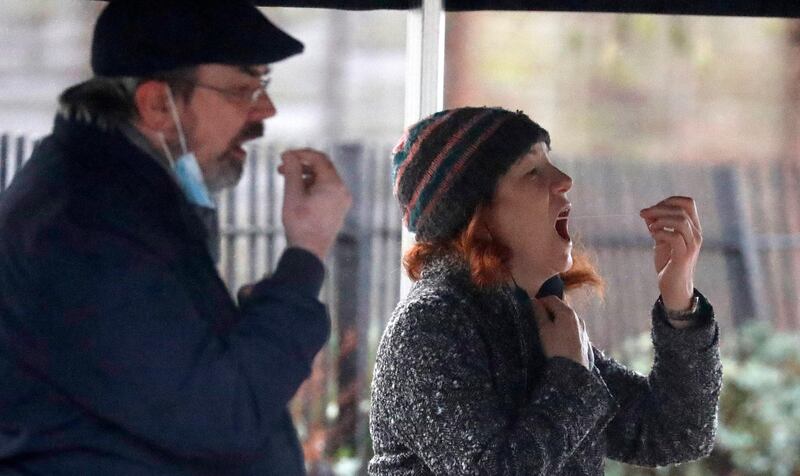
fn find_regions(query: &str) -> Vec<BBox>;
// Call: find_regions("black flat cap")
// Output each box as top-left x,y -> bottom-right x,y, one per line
92,0 -> 304,77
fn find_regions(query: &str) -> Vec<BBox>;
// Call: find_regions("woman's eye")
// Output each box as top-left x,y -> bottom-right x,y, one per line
527,167 -> 539,176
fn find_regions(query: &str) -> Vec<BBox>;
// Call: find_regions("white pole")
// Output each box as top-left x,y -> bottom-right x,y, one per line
401,0 -> 445,298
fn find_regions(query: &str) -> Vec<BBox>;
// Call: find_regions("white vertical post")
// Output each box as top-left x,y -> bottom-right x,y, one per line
401,0 -> 445,298
404,0 -> 445,125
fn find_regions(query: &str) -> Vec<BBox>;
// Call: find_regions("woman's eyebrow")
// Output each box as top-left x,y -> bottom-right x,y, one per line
527,146 -> 544,159
513,153 -> 537,171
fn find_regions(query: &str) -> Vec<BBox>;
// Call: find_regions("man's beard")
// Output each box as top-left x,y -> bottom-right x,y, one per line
205,121 -> 264,192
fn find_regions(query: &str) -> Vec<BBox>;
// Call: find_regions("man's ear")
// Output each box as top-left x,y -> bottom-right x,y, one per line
134,81 -> 171,131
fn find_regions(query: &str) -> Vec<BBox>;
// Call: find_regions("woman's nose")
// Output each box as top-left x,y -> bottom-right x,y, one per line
552,169 -> 573,193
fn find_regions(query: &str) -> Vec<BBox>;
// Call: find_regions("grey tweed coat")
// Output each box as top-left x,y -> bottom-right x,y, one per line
368,254 -> 722,475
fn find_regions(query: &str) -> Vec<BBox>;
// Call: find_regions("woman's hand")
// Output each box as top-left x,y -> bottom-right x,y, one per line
532,296 -> 593,370
639,196 -> 703,312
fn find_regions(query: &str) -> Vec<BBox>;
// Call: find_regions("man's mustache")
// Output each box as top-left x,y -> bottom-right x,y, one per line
237,122 -> 264,143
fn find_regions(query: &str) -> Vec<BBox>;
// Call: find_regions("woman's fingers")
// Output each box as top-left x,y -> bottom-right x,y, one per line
530,297 -> 552,326
647,217 -> 693,253
534,297 -> 591,370
641,196 -> 702,236
538,295 -> 575,319
648,215 -> 701,249
641,197 -> 702,309
660,196 -> 702,234
640,197 -> 703,259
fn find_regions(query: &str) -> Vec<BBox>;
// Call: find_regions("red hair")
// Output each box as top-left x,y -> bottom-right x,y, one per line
404,211 -> 604,295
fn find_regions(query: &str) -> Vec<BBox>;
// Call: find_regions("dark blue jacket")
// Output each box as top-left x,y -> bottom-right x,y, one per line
0,115 -> 329,475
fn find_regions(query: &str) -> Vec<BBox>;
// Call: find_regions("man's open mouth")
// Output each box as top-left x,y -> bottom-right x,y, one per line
229,122 -> 265,156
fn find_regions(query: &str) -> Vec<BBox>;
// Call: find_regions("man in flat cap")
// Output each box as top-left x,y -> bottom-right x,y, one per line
0,0 -> 351,474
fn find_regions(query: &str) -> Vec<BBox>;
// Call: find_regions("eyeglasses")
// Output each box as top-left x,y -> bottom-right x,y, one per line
191,77 -> 271,107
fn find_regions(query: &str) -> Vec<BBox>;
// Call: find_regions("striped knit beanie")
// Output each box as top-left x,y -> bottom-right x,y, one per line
392,107 -> 550,242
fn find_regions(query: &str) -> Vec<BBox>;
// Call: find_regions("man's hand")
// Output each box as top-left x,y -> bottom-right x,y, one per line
278,149 -> 352,261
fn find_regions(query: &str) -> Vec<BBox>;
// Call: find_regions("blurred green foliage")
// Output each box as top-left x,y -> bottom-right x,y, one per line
607,322 -> 800,476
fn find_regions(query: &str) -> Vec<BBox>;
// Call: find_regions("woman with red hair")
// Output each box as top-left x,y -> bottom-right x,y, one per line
368,107 -> 721,475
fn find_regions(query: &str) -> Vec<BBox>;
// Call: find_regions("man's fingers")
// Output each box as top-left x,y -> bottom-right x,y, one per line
283,148 -> 341,185
280,152 -> 305,200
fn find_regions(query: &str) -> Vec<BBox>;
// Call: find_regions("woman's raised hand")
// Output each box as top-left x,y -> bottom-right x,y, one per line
532,296 -> 593,370
639,196 -> 703,312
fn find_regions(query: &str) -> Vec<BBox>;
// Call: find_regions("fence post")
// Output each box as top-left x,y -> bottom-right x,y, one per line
224,184 -> 237,287
246,143 -> 259,282
712,164 -> 766,325
1,134 -> 8,192
265,146 -> 278,272
15,136 -> 26,173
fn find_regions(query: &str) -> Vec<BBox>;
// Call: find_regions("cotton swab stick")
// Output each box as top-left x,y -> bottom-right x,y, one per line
567,213 -> 640,220
568,213 -> 675,232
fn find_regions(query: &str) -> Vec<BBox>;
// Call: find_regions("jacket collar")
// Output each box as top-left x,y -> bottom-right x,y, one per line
51,114 -> 211,251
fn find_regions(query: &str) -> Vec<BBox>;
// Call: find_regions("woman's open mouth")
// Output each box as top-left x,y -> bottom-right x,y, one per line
555,208 -> 571,242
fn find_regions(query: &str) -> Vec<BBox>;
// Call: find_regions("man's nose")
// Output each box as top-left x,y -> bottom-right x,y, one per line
250,92 -> 276,121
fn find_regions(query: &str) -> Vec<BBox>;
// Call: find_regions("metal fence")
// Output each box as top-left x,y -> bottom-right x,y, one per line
558,157 -> 800,351
3,132 -> 800,473
214,141 -> 404,472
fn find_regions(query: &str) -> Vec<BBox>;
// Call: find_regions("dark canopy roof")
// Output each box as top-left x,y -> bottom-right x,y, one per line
85,0 -> 800,17
264,0 -> 797,17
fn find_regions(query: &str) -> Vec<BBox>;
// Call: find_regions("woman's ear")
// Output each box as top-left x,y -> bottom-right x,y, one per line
474,205 -> 494,241
134,81 -> 171,131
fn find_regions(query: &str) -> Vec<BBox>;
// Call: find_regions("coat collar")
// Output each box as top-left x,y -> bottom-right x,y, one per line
50,114 -> 211,252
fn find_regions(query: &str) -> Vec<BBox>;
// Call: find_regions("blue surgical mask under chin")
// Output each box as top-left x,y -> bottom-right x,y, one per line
174,153 -> 216,209
163,86 -> 216,210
